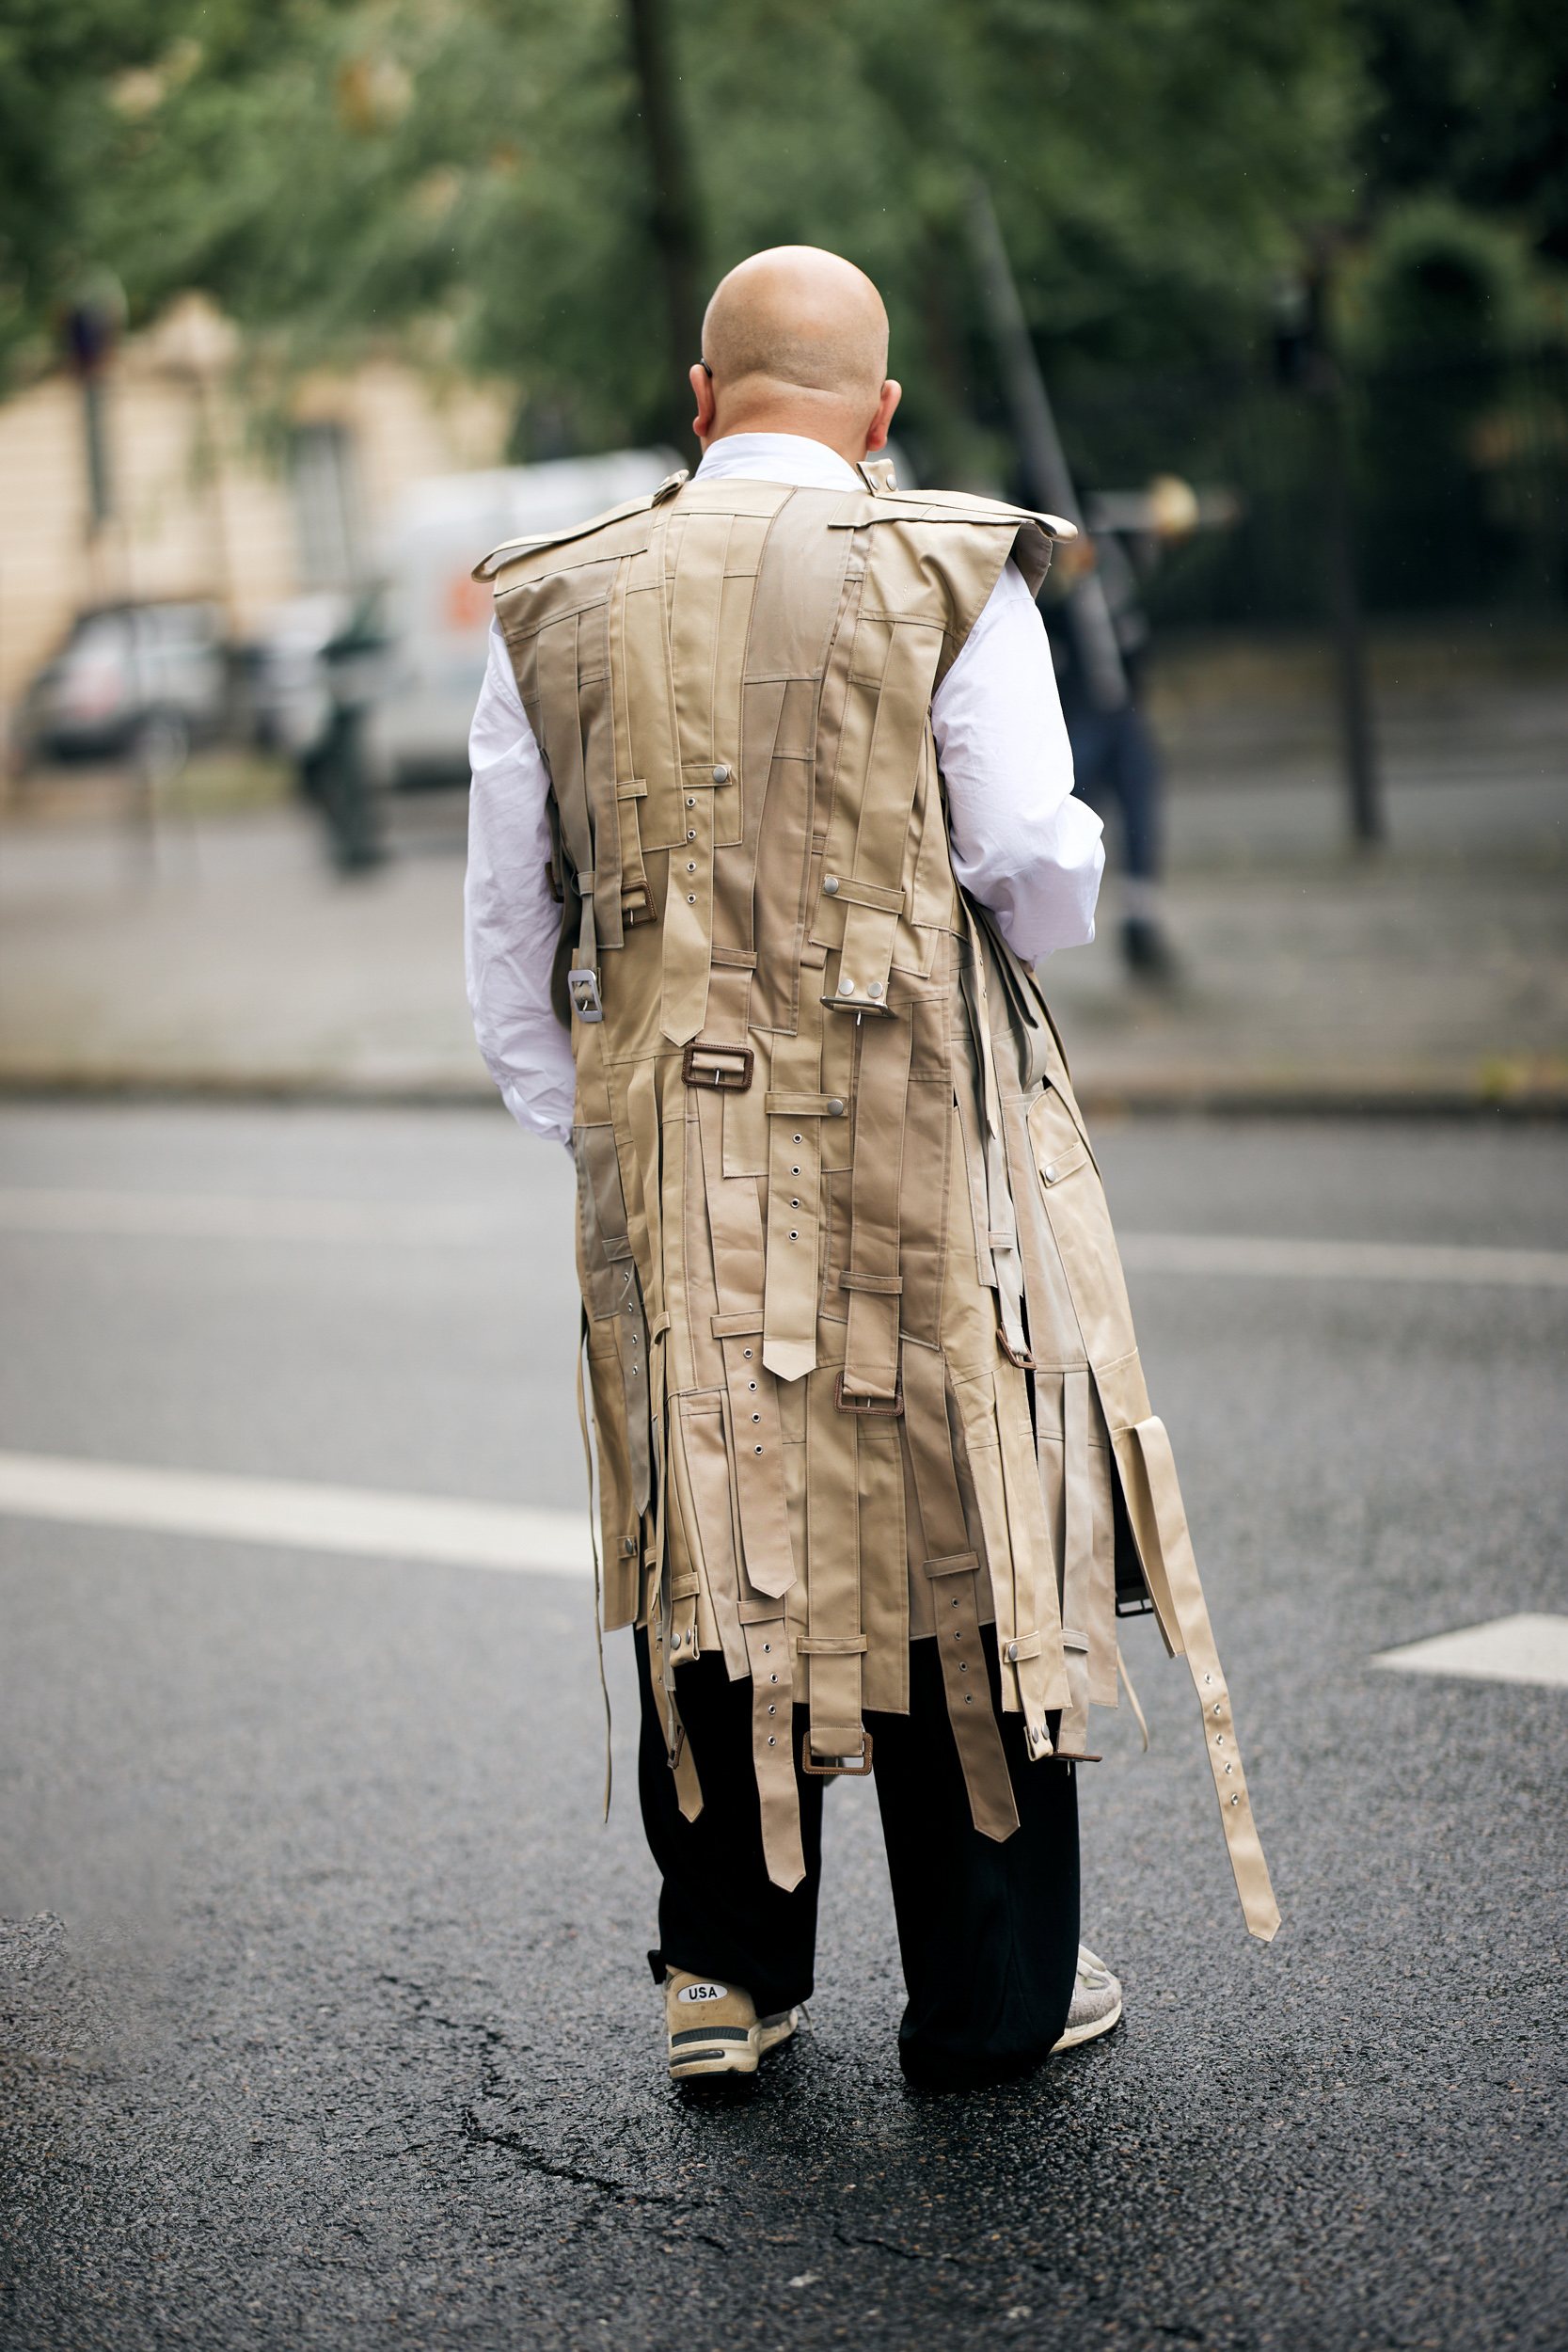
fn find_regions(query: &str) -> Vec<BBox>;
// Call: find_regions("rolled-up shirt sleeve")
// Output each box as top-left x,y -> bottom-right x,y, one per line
464,620 -> 578,1145
932,557 -> 1104,965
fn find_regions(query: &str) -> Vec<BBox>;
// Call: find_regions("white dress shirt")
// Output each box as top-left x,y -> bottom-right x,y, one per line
465,432 -> 1103,1145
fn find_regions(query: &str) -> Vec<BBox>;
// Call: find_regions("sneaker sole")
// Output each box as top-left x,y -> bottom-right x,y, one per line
1052,1991 -> 1123,2053
668,2009 -> 799,2080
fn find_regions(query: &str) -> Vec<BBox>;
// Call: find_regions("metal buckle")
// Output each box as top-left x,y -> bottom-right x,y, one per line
567,968 -> 604,1023
800,1730 -> 874,1778
833,1372 -> 904,1417
682,1042 -> 753,1092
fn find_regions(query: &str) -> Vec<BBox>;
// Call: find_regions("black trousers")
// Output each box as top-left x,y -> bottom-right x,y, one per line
637,1621 -> 1081,2087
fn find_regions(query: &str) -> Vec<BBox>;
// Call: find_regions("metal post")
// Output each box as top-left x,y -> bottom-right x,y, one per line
1320,385 -> 1382,844
628,0 -> 703,456
965,179 -> 1127,711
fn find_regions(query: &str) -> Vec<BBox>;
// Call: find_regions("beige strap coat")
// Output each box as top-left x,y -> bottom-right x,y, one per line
478,466 -> 1278,1941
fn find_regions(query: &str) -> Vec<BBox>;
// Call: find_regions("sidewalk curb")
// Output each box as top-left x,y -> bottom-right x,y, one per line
3,1073 -> 1566,1119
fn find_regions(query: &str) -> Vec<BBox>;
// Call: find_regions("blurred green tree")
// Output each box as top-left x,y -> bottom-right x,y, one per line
0,0 -> 1422,460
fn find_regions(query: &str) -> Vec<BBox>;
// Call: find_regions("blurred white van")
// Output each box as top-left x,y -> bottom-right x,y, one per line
362,448 -> 679,789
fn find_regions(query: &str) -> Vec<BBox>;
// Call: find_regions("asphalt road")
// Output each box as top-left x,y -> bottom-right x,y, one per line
1,1103 -> 1564,2351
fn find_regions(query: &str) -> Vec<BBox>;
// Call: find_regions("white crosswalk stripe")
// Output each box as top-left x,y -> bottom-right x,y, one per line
0,1450 -> 594,1578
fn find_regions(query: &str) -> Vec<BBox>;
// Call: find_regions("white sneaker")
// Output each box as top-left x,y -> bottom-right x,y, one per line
664,1970 -> 800,2079
1052,1943 -> 1123,2051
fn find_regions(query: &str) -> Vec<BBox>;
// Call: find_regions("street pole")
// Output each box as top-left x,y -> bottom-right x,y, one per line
965,178 -> 1127,711
627,0 -> 703,457
1319,380 -> 1382,844
1275,258 -> 1382,845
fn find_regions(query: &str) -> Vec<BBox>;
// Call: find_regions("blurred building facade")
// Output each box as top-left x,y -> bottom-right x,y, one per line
0,293 -> 511,718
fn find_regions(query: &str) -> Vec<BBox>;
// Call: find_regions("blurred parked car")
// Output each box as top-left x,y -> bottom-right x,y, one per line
16,600 -> 230,771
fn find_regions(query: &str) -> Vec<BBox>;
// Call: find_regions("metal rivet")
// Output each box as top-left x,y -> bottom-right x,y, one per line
1213,1703 -> 1221,1716
839,977 -> 854,994
1229,1793 -> 1238,1805
1215,1734 -> 1225,1746
824,874 -> 839,895
713,765 -> 728,783
867,979 -> 883,999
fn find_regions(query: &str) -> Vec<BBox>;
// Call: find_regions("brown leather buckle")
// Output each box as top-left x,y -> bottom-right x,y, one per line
833,1372 -> 904,1417
995,1331 -> 1036,1371
800,1730 -> 874,1777
682,1042 -> 753,1092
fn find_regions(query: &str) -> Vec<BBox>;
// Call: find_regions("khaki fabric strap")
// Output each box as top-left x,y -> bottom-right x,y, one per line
576,1308 -> 614,1822
537,617 -> 601,984
763,1038 -> 825,1383
576,1126 -> 652,1516
803,1367 -> 865,1761
958,904 -> 1030,1364
742,1617 -> 805,1891
901,1343 -> 1021,1835
926,1552 -> 1022,1841
1118,1416 -> 1281,1943
842,1011 -> 914,1401
831,622 -> 944,1012
696,1089 -> 796,1599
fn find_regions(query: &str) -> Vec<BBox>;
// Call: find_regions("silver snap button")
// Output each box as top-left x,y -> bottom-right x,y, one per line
867,979 -> 883,999
828,1099 -> 844,1115
1044,1164 -> 1057,1184
839,977 -> 854,994
712,765 -> 728,783
824,875 -> 839,895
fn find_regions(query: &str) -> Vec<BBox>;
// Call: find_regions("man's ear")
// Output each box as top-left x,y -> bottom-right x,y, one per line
864,378 -> 903,453
689,362 -> 718,443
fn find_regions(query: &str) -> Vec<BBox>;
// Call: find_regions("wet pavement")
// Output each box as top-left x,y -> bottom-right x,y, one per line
1,1104 -> 1565,2350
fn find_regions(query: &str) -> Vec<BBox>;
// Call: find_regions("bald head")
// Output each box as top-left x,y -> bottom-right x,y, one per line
690,246 -> 901,468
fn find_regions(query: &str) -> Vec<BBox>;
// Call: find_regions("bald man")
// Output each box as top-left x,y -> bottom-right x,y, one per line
466,247 -> 1129,2090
